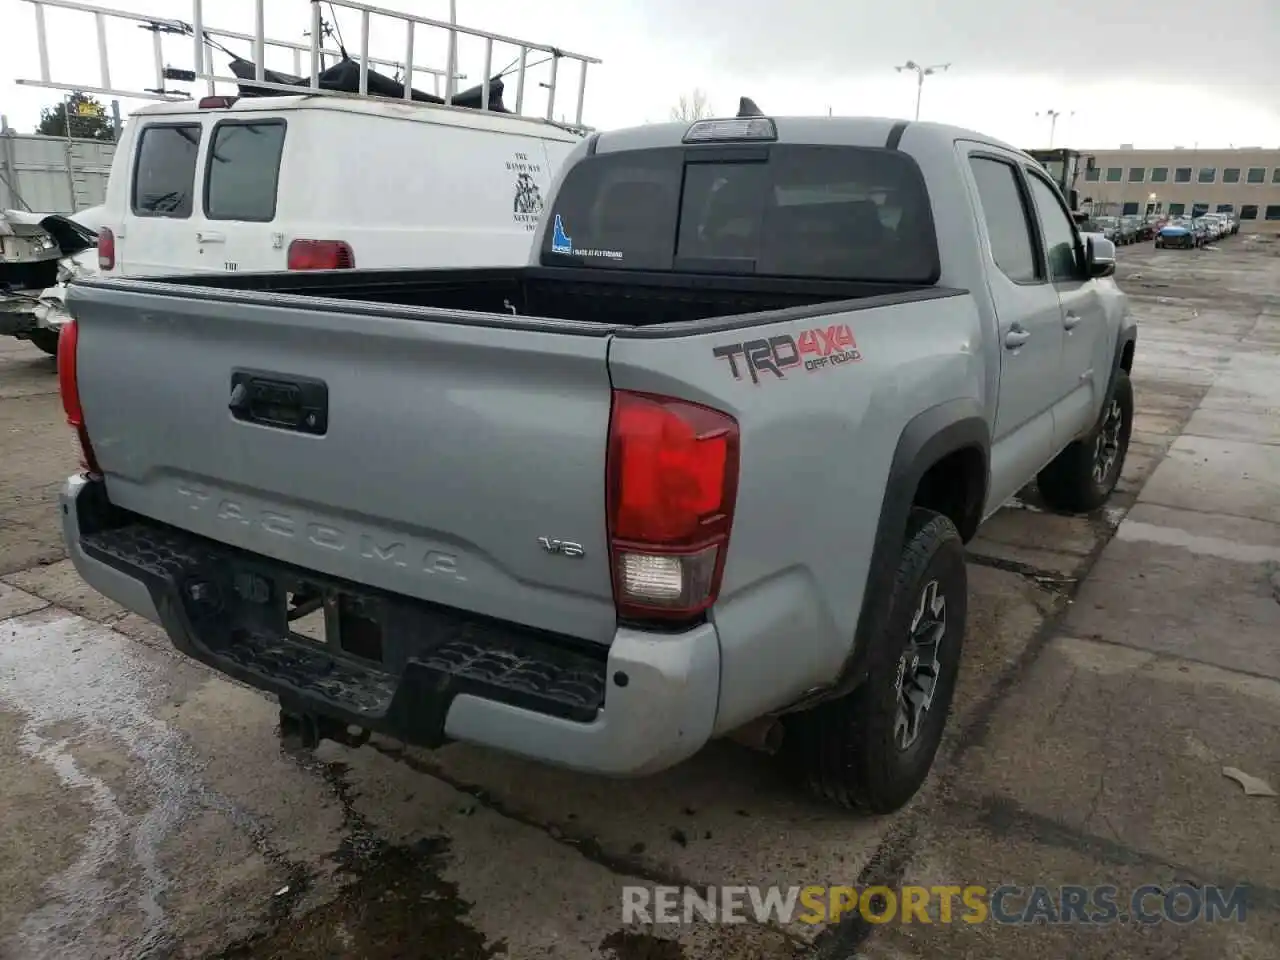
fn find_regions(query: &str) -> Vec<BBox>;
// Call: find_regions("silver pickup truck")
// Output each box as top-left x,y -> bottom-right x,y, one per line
58,110 -> 1135,813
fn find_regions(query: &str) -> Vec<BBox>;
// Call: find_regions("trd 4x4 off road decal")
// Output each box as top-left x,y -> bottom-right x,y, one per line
713,324 -> 861,384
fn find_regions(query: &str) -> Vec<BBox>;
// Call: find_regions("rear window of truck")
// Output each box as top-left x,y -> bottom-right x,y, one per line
132,123 -> 202,218
541,144 -> 939,283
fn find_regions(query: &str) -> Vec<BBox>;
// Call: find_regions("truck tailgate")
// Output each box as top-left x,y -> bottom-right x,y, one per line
68,282 -> 618,643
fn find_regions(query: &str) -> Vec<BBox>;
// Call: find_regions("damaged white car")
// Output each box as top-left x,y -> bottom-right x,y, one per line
0,206 -> 102,355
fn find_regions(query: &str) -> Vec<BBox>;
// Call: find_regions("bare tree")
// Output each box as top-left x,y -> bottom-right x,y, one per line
670,88 -> 714,122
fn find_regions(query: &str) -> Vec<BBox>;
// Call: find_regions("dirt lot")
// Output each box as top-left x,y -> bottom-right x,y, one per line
1,237 -> 1278,959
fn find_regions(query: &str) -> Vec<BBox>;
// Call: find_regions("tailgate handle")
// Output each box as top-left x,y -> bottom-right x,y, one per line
229,369 -> 328,436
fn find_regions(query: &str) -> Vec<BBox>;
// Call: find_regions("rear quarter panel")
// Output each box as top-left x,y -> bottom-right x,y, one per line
608,293 -> 986,732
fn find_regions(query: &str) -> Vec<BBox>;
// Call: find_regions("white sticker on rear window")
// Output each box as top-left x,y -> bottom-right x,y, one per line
549,215 -> 623,260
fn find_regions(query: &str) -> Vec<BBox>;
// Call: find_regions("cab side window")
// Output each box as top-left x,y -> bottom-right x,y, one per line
1026,173 -> 1080,282
131,124 -> 202,218
967,157 -> 1038,283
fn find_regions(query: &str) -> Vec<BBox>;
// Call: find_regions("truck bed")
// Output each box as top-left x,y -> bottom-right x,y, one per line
120,265 -> 946,329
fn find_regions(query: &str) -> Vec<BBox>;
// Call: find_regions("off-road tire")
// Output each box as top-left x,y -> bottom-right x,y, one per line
27,328 -> 59,356
1037,368 -> 1134,513
782,508 -> 967,814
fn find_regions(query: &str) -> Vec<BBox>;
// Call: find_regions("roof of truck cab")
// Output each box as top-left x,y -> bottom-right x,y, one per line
126,94 -> 583,142
591,117 -> 1025,155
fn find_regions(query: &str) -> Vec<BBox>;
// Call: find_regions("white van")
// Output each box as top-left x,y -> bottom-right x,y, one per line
97,94 -> 581,277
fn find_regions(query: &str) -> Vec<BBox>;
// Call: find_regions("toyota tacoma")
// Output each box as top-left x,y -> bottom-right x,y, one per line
57,107 -> 1135,813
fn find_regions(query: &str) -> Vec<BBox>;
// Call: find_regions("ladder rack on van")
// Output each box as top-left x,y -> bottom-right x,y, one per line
16,0 -> 602,131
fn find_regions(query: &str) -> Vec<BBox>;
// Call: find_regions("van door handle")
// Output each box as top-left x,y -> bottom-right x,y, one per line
196,231 -> 226,243
1063,312 -> 1081,330
1004,326 -> 1031,349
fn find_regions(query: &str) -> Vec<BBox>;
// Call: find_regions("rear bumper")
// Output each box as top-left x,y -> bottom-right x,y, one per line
61,475 -> 720,776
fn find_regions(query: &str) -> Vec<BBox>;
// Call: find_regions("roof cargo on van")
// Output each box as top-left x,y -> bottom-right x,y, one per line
226,58 -> 512,114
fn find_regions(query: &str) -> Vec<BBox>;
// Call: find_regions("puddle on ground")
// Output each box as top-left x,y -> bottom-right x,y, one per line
599,930 -> 688,960
0,611 -> 307,959
0,609 -> 532,959
212,757 -> 497,960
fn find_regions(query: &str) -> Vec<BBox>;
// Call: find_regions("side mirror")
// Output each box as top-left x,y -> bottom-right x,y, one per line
1087,236 -> 1116,278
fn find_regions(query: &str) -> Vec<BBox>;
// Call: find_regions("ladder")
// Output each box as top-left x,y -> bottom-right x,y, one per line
15,0 -> 602,131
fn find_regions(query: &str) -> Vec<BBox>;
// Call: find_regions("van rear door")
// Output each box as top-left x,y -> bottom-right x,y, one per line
119,118 -> 210,275
200,115 -> 289,272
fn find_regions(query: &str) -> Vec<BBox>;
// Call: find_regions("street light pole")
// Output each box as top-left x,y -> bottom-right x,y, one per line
895,60 -> 950,121
1036,108 -> 1074,148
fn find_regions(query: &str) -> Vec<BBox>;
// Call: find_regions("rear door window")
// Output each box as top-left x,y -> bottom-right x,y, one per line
967,157 -> 1038,283
131,123 -> 202,218
204,119 -> 287,221
542,144 -> 939,283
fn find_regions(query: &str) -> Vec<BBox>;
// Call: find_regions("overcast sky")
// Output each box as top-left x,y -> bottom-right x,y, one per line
1,0 -> 1278,148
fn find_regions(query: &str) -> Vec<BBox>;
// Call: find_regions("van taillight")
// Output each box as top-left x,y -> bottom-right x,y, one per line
606,390 -> 740,622
287,239 -> 355,270
57,320 -> 102,476
97,226 -> 115,271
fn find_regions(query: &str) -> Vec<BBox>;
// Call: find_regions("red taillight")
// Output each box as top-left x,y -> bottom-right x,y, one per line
97,226 -> 115,271
57,320 -> 101,476
287,239 -> 355,271
606,390 -> 740,621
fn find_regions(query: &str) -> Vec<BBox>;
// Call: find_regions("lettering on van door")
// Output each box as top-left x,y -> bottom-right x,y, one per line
508,151 -> 544,230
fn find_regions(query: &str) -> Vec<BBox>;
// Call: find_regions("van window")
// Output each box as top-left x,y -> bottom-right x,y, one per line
205,119 -> 287,221
132,124 -> 202,218
542,145 -> 939,283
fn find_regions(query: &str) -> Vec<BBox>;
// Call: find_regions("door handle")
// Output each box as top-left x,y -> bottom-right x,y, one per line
1004,327 -> 1031,349
196,230 -> 226,244
1063,312 -> 1081,330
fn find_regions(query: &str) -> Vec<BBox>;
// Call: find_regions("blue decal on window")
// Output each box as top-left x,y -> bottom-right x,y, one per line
551,214 -> 573,254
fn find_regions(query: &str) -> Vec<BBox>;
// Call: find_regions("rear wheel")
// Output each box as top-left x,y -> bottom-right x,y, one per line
26,328 -> 59,356
782,509 -> 966,813
1037,369 -> 1134,513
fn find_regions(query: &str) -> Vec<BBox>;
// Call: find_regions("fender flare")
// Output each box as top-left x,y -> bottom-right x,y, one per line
1103,327 -> 1137,408
786,400 -> 990,709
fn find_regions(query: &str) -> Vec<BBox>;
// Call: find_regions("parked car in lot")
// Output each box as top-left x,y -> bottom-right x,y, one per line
1116,218 -> 1140,245
59,111 -> 1137,813
1157,217 -> 1192,248
0,207 -> 103,355
1200,214 -> 1224,241
1156,220 -> 1196,249
1091,216 -> 1121,243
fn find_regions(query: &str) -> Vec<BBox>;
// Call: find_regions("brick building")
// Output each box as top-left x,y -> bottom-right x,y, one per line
1078,146 -> 1280,232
